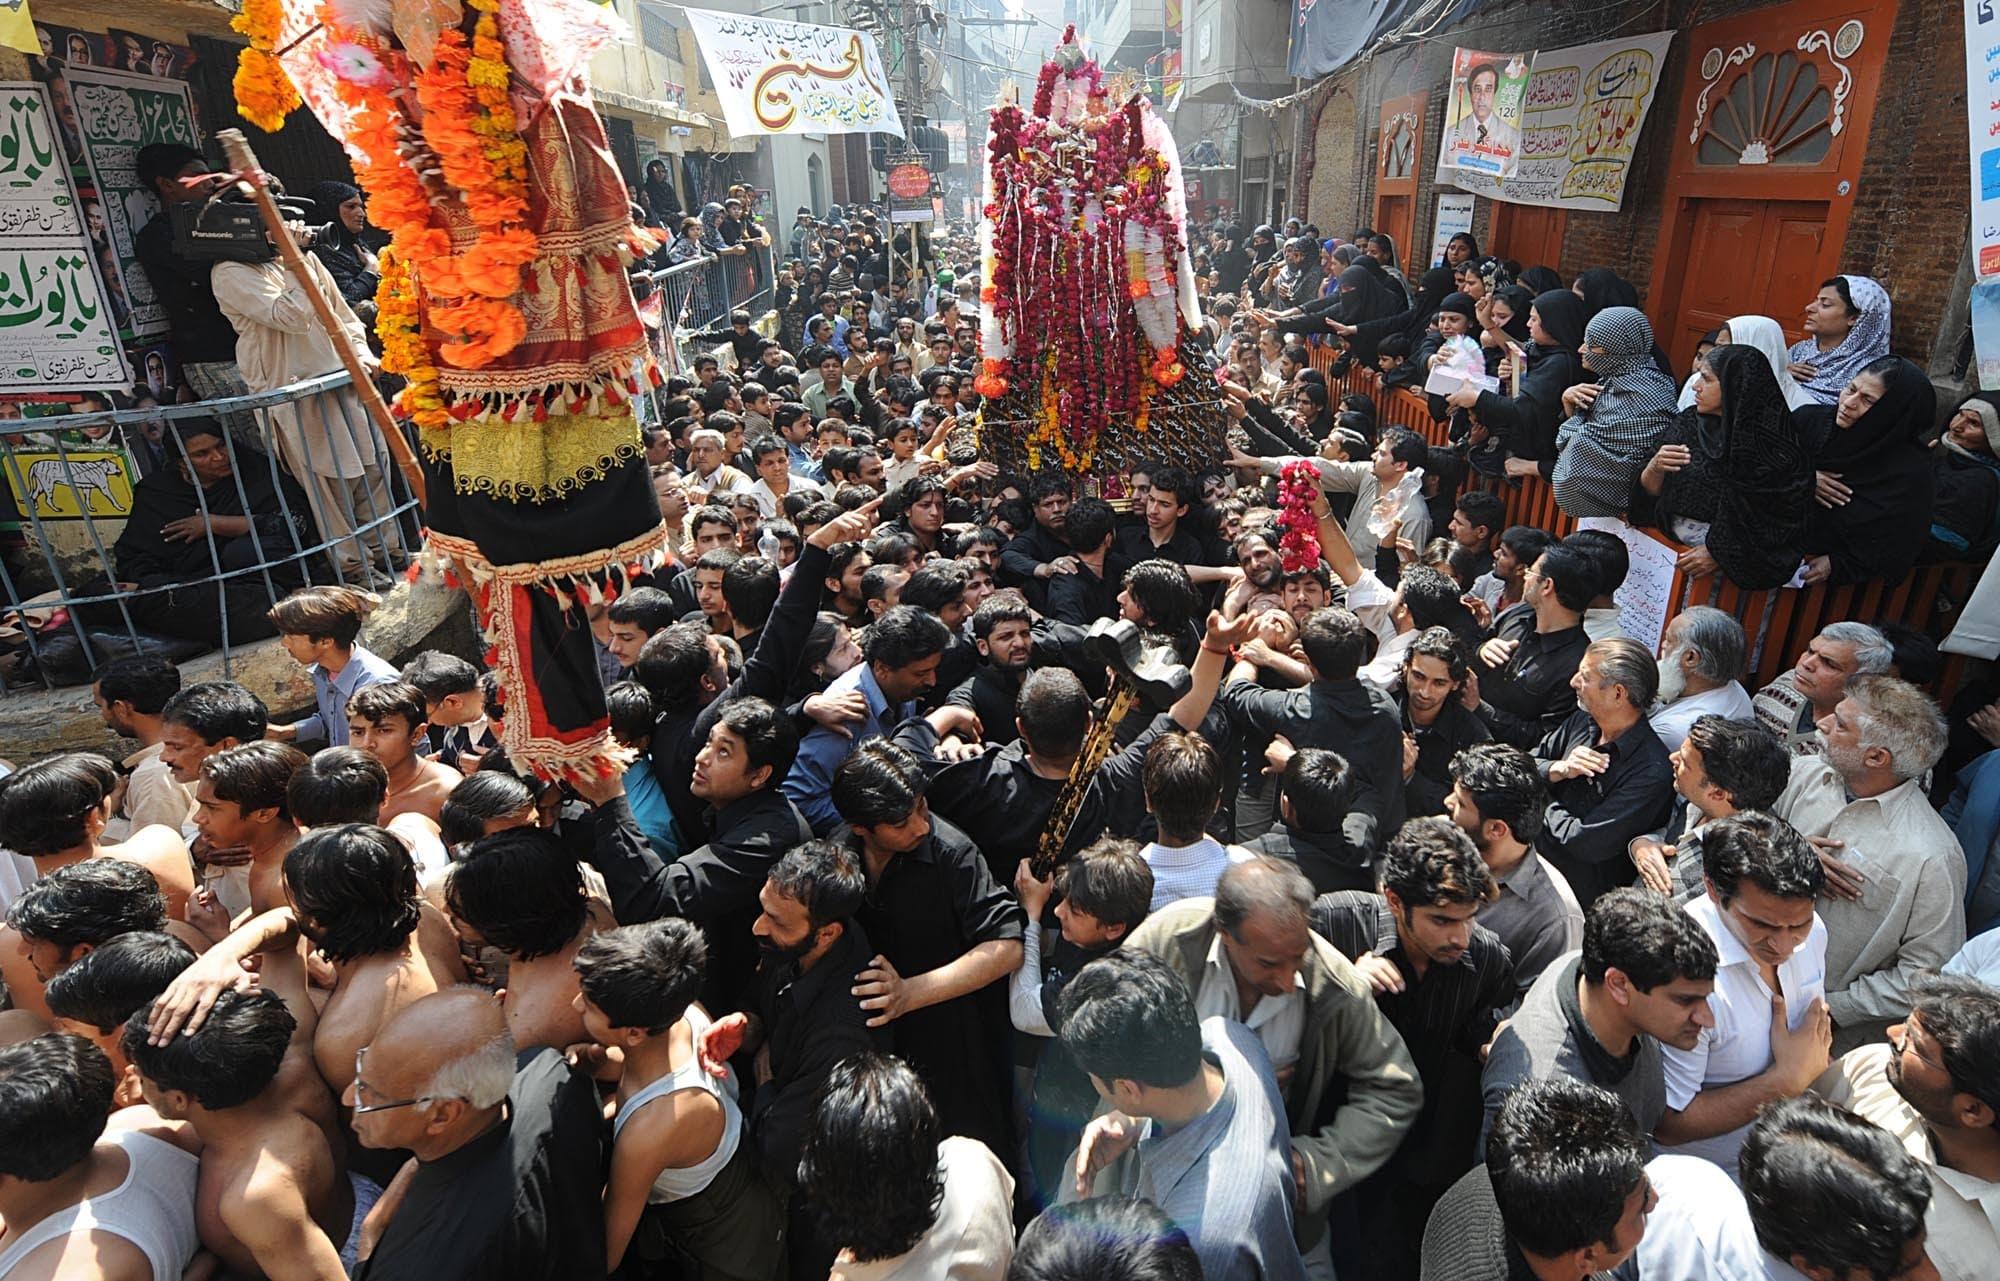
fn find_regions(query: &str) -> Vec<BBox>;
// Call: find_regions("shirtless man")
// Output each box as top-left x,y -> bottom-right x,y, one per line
287,748 -> 451,888
3,857 -> 202,1026
44,931 -> 199,1111
191,742 -> 307,917
443,827 -> 609,1051
0,753 -> 197,919
141,824 -> 465,1105
126,987 -> 352,1281
346,683 -> 459,827
0,1033 -> 202,1281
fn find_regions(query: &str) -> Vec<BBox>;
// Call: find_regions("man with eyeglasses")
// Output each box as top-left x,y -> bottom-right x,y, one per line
346,987 -> 606,1281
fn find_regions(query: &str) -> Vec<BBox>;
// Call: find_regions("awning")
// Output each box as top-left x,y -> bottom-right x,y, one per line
1289,0 -> 1486,79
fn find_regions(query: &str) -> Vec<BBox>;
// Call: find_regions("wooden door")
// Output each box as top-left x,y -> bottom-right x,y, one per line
1645,0 -> 1896,371
1373,92 -> 1425,263
1489,204 -> 1568,275
1375,194 -> 1413,268
1669,199 -> 1826,371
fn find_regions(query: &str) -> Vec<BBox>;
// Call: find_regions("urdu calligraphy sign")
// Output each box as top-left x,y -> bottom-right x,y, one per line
0,83 -> 128,394
683,7 -> 904,139
1441,32 -> 1677,212
0,87 -> 81,243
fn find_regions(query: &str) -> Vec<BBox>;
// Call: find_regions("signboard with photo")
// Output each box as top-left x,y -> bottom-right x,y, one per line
1443,32 -> 1676,213
1437,48 -> 1532,178
57,64 -> 200,341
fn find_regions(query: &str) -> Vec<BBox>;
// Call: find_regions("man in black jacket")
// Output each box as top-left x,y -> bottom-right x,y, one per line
1533,638 -> 1675,910
1217,606 -> 1405,858
998,475 -> 1076,611
1246,746 -> 1372,895
692,841 -> 886,1280
1474,543 -> 1592,749
633,500 -> 879,841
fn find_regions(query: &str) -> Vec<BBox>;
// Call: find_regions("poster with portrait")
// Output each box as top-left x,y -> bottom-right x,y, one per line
30,22 -> 111,73
1443,32 -> 1677,213
1437,48 -> 1533,178
54,64 -> 199,341
103,31 -> 198,80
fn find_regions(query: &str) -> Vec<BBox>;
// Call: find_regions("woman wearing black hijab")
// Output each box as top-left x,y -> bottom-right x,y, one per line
1443,288 -> 1586,469
304,180 -> 380,318
1308,264 -> 1454,356
1518,265 -> 1564,296
1573,267 -> 1674,379
1634,343 -> 1811,588
1798,355 -> 1937,586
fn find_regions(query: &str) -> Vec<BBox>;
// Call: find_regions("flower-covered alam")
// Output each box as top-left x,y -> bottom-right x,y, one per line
227,0 -> 668,778
975,28 -> 1225,486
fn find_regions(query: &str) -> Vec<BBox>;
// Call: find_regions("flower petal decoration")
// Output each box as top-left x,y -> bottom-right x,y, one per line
315,40 -> 398,91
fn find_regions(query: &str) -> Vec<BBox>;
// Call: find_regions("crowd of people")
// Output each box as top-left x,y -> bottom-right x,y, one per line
1,190 -> 1998,1281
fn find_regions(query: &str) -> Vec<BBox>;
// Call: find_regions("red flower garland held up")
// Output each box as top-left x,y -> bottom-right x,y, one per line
1277,461 -> 1323,574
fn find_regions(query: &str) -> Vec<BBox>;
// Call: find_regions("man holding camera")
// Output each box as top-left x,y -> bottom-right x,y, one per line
134,143 -> 248,406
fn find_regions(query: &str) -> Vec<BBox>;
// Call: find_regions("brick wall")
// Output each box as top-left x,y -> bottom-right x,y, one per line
1296,0 -> 1965,365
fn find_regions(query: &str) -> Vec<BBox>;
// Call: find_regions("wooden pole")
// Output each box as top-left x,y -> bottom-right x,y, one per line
216,129 -> 426,507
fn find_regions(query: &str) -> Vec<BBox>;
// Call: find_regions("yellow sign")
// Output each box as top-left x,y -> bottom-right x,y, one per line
0,3 -> 39,57
5,446 -> 135,519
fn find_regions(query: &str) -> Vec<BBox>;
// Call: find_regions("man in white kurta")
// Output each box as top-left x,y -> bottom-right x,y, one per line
212,240 -> 402,585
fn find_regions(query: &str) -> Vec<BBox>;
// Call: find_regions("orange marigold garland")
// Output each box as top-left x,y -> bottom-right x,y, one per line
407,20 -> 539,358
230,0 -> 302,133
375,247 -> 447,429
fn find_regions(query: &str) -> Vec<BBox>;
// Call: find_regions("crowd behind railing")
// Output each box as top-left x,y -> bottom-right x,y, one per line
1315,358 -> 1983,702
0,375 -> 420,691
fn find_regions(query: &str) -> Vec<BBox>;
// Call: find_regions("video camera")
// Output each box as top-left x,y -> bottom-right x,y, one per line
169,184 -> 318,264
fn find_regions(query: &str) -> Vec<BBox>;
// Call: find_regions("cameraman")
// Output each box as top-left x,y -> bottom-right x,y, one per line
210,199 -> 404,588
134,143 -> 246,404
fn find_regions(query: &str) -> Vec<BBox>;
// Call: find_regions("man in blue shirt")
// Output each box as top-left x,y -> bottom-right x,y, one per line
1063,951 -> 1307,1281
783,605 -> 951,834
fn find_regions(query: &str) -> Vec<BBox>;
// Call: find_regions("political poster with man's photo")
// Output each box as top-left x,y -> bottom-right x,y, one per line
1438,48 -> 1533,178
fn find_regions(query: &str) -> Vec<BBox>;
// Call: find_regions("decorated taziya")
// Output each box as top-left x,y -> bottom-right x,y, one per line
975,27 -> 1221,484
231,0 -> 669,779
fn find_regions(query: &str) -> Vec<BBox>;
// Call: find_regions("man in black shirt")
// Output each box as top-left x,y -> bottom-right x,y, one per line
1247,746 -> 1372,895
352,988 -> 606,1281
577,696 -> 812,1013
944,593 -> 1034,743
132,145 -> 245,401
830,740 -> 1025,1159
1400,628 -> 1491,818
1047,496 -> 1123,624
999,474 -> 1076,611
1474,544 -> 1592,748
1114,465 -> 1226,590
1313,817 -> 1515,1280
1218,606 -> 1406,858
1534,638 -> 1675,910
695,841 -> 887,1280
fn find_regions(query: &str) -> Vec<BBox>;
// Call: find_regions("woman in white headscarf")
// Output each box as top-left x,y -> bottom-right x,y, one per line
1676,315 -> 1812,411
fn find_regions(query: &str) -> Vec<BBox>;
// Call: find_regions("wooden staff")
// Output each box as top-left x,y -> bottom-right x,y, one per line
216,129 -> 426,507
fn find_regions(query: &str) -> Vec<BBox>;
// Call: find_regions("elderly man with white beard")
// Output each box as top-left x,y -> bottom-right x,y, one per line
1775,675 -> 1968,1054
1646,607 -> 1755,753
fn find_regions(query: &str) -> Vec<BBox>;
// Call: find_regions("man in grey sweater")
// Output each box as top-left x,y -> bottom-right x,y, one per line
1479,888 -> 1718,1153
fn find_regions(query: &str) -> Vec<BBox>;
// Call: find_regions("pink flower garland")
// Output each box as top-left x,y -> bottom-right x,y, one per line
1277,461 -> 1323,573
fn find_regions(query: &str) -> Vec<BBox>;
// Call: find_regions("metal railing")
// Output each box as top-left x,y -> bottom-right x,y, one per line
632,238 -> 777,389
0,371 -> 421,692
